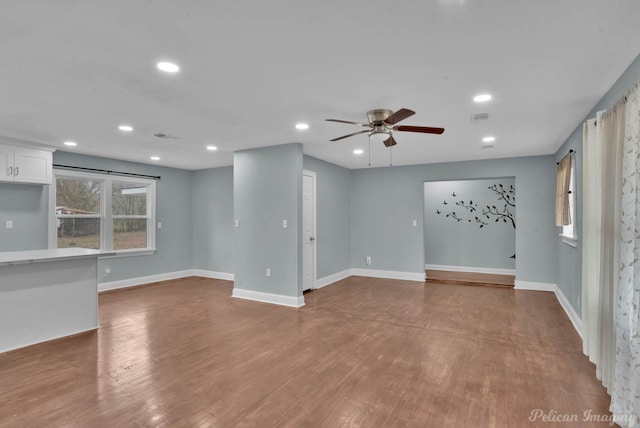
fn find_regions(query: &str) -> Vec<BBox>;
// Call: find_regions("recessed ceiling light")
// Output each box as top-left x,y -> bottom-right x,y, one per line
156,62 -> 180,73
150,156 -> 160,161
482,136 -> 496,143
295,123 -> 309,130
206,145 -> 218,151
64,141 -> 77,147
118,125 -> 134,132
353,149 -> 364,155
473,94 -> 492,103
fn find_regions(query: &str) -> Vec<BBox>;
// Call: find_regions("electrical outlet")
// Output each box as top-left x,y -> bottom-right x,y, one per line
104,268 -> 111,278
5,220 -> 13,230
366,256 -> 371,265
235,219 -> 240,228
266,268 -> 271,277
412,219 -> 417,227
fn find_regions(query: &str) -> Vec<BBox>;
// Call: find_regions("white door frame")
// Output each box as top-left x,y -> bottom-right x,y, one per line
302,170 -> 317,290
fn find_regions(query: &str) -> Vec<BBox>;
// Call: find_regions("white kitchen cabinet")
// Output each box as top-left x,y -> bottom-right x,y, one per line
0,144 -> 54,184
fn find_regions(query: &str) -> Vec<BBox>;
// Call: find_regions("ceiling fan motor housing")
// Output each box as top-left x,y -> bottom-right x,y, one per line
367,109 -> 393,125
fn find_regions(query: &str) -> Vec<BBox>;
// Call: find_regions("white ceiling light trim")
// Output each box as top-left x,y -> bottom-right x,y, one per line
482,136 -> 496,143
353,149 -> 364,155
473,94 -> 492,103
118,125 -> 134,132
150,156 -> 160,161
206,145 -> 218,151
295,123 -> 309,130
156,62 -> 180,73
63,141 -> 77,146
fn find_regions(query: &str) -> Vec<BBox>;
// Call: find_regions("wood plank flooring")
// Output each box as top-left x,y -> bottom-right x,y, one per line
0,276 -> 611,427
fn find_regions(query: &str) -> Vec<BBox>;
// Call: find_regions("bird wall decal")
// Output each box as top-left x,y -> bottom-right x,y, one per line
436,182 -> 516,259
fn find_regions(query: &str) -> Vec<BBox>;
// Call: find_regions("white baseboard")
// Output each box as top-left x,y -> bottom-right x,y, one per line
351,268 -> 425,282
0,326 -> 99,354
315,269 -> 351,289
232,287 -> 305,308
315,268 -> 425,289
192,269 -> 234,281
425,264 -> 515,276
98,269 -> 234,292
553,285 -> 583,339
98,269 -> 194,292
514,280 -> 556,292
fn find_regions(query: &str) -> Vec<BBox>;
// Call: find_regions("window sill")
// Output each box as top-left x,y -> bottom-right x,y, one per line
560,234 -> 578,248
100,248 -> 156,259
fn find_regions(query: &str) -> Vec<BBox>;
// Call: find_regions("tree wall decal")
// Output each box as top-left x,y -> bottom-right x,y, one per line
438,183 -> 515,229
436,183 -> 516,258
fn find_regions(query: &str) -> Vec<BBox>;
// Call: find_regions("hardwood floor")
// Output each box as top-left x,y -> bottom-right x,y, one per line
0,276 -> 611,427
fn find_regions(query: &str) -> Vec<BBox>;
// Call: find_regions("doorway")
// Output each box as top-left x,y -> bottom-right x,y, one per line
302,170 -> 316,291
423,177 -> 516,285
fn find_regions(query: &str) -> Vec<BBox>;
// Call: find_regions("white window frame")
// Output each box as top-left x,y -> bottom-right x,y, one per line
560,160 -> 577,247
49,170 -> 156,256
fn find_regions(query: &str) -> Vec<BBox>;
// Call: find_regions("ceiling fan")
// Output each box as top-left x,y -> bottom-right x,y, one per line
325,108 -> 444,147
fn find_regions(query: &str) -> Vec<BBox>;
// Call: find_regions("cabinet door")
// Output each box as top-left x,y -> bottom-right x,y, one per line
13,148 -> 52,184
0,146 -> 13,182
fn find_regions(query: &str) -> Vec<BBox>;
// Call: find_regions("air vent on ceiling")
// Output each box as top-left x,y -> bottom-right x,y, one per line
153,133 -> 178,139
471,113 -> 490,123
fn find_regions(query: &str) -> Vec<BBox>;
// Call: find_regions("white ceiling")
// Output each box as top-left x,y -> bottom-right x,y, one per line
1,1 -> 639,170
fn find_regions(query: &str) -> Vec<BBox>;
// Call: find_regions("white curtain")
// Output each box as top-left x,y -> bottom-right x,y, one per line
582,83 -> 640,426
612,82 -> 640,426
582,115 -> 603,371
582,107 -> 622,393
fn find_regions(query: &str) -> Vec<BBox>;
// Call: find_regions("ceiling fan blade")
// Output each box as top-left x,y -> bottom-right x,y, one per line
393,125 -> 445,134
325,118 -> 370,127
384,108 -> 415,125
329,129 -> 370,142
383,135 -> 397,147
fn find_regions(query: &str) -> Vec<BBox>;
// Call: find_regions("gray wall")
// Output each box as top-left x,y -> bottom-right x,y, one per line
191,166 -> 234,273
303,155 -> 351,278
0,183 -> 48,251
234,143 -> 303,297
351,156 -> 557,283
54,152 -> 194,283
0,147 -> 560,288
555,52 -> 640,314
424,178 -> 516,270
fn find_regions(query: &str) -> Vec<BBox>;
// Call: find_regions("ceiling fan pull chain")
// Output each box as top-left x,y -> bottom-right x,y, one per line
390,145 -> 393,167
368,134 -> 371,167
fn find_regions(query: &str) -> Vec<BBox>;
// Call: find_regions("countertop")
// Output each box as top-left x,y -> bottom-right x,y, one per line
0,248 -> 115,266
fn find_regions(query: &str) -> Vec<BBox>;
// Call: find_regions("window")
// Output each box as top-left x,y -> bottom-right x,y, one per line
50,170 -> 156,255
560,161 -> 577,247
55,177 -> 102,249
112,182 -> 149,250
